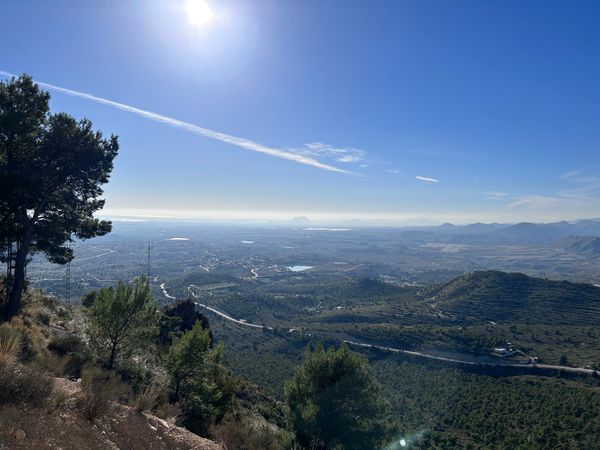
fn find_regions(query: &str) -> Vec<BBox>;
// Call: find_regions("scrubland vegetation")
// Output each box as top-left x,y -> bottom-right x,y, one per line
0,278 -> 399,449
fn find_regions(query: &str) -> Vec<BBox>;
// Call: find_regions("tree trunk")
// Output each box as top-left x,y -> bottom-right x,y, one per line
3,227 -> 32,321
108,341 -> 118,370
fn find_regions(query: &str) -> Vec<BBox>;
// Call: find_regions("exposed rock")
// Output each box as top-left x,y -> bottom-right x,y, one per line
13,429 -> 26,441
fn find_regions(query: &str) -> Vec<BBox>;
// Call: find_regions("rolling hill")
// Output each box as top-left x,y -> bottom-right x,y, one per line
429,270 -> 600,325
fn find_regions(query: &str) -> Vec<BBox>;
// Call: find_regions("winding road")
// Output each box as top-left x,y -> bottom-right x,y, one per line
159,281 -> 598,377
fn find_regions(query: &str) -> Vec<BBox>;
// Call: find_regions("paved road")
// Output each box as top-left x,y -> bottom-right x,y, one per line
187,285 -> 271,330
162,282 -> 598,377
341,340 -> 598,375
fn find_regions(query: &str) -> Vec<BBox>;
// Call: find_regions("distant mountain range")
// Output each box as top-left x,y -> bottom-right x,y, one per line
428,270 -> 600,325
420,219 -> 600,244
290,216 -> 310,224
556,235 -> 600,257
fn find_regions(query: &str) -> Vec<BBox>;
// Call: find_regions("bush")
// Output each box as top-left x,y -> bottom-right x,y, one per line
116,359 -> 152,394
48,390 -> 68,413
0,360 -> 54,407
40,352 -> 70,376
213,415 -> 282,450
65,351 -> 93,378
179,363 -> 236,437
79,367 -> 129,422
155,401 -> 182,424
15,323 -> 40,363
48,333 -> 85,356
81,291 -> 97,308
40,295 -> 57,310
47,333 -> 90,377
56,306 -> 70,319
36,311 -> 51,326
133,383 -> 162,413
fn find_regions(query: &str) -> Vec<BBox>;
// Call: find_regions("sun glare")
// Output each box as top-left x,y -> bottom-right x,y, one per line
185,0 -> 215,29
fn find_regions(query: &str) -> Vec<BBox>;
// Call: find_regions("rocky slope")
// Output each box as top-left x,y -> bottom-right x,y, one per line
0,377 -> 222,450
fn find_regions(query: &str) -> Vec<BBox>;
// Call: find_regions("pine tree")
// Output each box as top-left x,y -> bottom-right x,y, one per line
0,74 -> 118,320
88,277 -> 157,370
285,342 -> 390,450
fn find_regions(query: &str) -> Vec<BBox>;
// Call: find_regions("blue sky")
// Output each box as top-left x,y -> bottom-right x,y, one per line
2,0 -> 599,224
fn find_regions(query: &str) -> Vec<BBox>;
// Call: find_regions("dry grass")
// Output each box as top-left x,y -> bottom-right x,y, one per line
155,401 -> 182,425
0,323 -> 21,363
212,415 -> 282,450
40,352 -> 71,376
133,383 -> 162,413
79,367 -> 129,422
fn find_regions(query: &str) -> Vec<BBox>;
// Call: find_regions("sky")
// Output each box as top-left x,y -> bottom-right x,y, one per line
1,0 -> 600,224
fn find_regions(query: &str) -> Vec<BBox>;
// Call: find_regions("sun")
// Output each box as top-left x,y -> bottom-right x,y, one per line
185,0 -> 215,29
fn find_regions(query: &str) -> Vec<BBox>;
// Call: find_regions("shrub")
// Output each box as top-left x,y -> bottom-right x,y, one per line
47,333 -> 90,377
155,401 -> 182,424
116,359 -> 152,394
133,383 -> 162,413
65,350 -> 93,378
40,295 -> 57,310
48,333 -> 85,356
16,324 -> 39,362
213,415 -> 282,450
41,352 -> 70,376
179,362 -> 236,437
0,360 -> 54,407
36,311 -> 51,326
56,306 -> 70,319
81,291 -> 97,308
79,367 -> 129,422
49,391 -> 68,412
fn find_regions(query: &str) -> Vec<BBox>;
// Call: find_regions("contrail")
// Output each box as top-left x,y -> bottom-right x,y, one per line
0,70 -> 349,174
415,175 -> 439,183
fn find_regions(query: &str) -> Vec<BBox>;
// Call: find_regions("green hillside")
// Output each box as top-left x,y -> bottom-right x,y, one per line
430,271 -> 600,325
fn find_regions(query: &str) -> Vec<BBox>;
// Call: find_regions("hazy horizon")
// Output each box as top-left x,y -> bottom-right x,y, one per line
98,210 -> 600,228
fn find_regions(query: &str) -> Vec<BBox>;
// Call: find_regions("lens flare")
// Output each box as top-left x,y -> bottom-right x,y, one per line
185,0 -> 215,29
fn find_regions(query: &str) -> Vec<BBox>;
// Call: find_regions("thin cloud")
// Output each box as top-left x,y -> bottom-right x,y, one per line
508,195 -> 562,208
291,142 -> 367,165
484,191 -> 509,200
0,70 -> 349,174
560,168 -> 599,184
509,167 -> 600,213
415,175 -> 439,183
